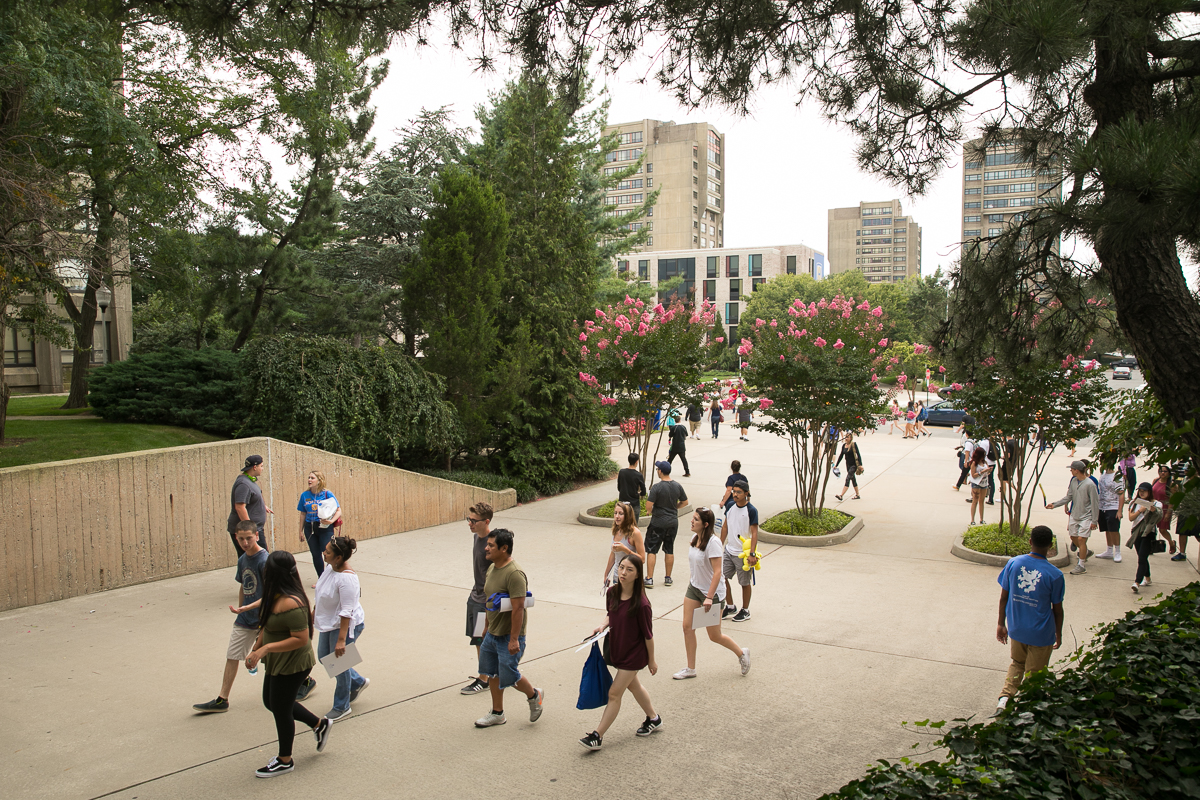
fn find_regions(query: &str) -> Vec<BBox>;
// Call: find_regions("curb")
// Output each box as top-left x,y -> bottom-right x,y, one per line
578,504 -> 694,528
757,513 -> 863,547
951,533 -> 1071,568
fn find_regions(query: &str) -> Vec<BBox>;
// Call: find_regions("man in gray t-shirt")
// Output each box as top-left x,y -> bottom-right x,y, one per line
643,460 -> 688,588
461,502 -> 495,695
227,454 -> 271,554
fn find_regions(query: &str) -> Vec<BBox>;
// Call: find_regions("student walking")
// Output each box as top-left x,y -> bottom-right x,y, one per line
1128,482 -> 1164,593
228,454 -> 272,555
887,399 -> 903,435
1045,460 -> 1100,574
667,417 -> 692,477
673,509 -> 750,680
708,399 -> 724,438
915,401 -> 930,436
903,402 -> 917,438
246,551 -> 330,778
1152,466 -> 1177,555
721,481 -> 759,622
193,520 -> 269,714
737,401 -> 753,441
473,529 -> 545,728
1172,484 -> 1200,564
616,454 -> 647,523
643,461 -> 688,588
969,446 -> 991,526
1093,458 -> 1126,563
992,525 -> 1064,717
578,555 -> 661,751
604,501 -> 646,592
298,470 -> 341,580
834,434 -> 863,501
313,536 -> 368,722
461,503 -> 494,695
686,403 -> 704,440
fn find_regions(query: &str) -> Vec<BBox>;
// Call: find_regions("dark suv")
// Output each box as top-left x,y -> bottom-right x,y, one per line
1112,356 -> 1138,369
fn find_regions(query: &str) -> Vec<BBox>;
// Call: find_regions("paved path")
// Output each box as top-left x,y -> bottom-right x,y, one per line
3,422 -> 1195,800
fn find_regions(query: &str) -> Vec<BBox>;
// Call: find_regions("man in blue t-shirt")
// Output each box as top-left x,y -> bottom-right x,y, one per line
193,521 -> 269,714
992,525 -> 1065,717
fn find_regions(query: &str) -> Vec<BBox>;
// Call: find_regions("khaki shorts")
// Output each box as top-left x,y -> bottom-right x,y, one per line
1068,519 -> 1094,540
227,625 -> 258,661
722,550 -> 753,586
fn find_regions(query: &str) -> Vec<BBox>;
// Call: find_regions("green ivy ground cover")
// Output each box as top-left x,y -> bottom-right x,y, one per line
760,508 -> 853,537
820,582 -> 1200,800
591,498 -> 649,518
963,523 -> 1036,556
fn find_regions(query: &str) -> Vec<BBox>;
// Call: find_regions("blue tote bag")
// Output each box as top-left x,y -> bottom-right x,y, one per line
576,641 -> 613,710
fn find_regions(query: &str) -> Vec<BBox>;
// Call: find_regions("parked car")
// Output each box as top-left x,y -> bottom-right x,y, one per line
925,399 -> 967,427
1112,366 -> 1132,380
1112,356 -> 1138,369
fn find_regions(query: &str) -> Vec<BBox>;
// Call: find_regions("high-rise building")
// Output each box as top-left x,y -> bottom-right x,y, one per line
602,120 -> 725,252
614,242 -> 825,345
826,200 -> 922,283
960,136 -> 1061,255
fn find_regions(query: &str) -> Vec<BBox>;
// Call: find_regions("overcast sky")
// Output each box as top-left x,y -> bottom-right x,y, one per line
370,36 -> 1113,280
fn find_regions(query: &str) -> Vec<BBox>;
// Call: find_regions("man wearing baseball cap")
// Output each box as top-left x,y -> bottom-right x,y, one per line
1045,460 -> 1099,574
643,460 -> 688,588
227,454 -> 272,555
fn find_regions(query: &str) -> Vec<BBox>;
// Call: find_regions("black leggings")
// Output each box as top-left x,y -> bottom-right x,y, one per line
1135,534 -> 1156,584
843,472 -> 858,489
263,668 -> 319,758
669,447 -> 689,475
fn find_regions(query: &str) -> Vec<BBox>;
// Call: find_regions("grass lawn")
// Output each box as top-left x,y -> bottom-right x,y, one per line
760,507 -> 853,536
8,395 -> 91,416
0,418 -> 224,468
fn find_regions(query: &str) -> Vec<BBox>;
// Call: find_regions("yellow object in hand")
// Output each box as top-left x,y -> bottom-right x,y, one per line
740,537 -> 762,571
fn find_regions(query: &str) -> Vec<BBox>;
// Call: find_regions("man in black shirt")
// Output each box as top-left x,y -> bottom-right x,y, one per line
668,419 -> 692,477
686,403 -> 704,440
616,453 -> 648,522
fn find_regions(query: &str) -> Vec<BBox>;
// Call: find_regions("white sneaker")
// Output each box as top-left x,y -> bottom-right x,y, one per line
1070,564 -> 1087,574
1141,577 -> 1152,586
1113,551 -> 1122,562
1131,582 -> 1139,594
989,696 -> 1009,718
1095,550 -> 1114,559
738,648 -> 751,676
672,667 -> 697,680
474,710 -> 507,728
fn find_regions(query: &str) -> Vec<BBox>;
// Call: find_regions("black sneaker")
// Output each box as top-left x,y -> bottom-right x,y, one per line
732,609 -> 751,622
255,757 -> 294,778
579,731 -> 603,751
643,577 -> 654,589
313,717 -> 332,752
636,715 -> 663,736
296,677 -> 317,702
193,697 -> 229,713
349,677 -> 370,703
722,605 -> 738,619
1069,542 -> 1077,552
663,576 -> 673,586
460,677 -> 488,695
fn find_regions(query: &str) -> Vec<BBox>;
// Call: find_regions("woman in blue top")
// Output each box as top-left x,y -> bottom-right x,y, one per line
298,470 -> 341,579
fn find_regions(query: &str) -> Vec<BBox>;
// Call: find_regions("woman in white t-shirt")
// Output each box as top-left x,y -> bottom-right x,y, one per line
673,508 -> 750,680
313,536 -> 368,722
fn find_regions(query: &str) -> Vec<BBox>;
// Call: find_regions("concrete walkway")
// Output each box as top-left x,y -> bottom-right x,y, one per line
3,422 -> 1195,800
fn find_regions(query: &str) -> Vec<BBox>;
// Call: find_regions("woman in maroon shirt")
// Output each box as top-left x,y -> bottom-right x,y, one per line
1152,466 -> 1176,554
579,555 -> 661,751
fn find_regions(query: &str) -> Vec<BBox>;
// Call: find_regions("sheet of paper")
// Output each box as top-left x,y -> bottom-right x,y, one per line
473,611 -> 487,638
692,603 -> 723,629
575,628 -> 609,652
319,641 -> 363,678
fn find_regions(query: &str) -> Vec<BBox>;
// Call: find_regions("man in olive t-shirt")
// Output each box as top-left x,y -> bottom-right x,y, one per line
474,528 -> 544,729
644,460 -> 688,588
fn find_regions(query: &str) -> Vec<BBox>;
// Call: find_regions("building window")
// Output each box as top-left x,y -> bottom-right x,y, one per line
707,194 -> 721,208
725,304 -> 740,325
729,279 -> 742,300
748,254 -> 763,277
964,215 -> 981,222
617,131 -> 643,144
638,260 -> 649,279
703,279 -> 716,301
964,229 -> 981,236
894,228 -> 907,234
708,165 -> 721,180
708,180 -> 720,193
987,214 -> 1004,222
647,207 -> 654,216
964,174 -> 981,181
893,256 -> 906,262
989,228 -> 1002,236
4,326 -> 34,366
693,175 -> 699,185
701,238 -> 707,247
645,237 -> 652,247
706,256 -> 718,278
964,202 -> 981,209
786,255 -> 797,275
617,179 -> 643,190
751,278 -> 766,292
646,178 -> 652,187
893,237 -> 906,243
617,260 -> 629,273
694,220 -> 699,229
893,247 -> 906,253
965,160 -> 982,170
984,152 -> 1025,166
646,163 -> 653,173
693,191 -> 699,199
726,255 -> 740,277
964,187 -> 981,195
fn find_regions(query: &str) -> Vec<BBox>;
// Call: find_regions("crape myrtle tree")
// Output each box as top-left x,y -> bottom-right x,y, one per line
577,297 -> 722,482
955,352 -> 1111,537
740,296 -> 891,516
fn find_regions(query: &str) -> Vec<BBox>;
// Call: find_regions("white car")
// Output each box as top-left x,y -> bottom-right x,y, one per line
1112,366 -> 1132,380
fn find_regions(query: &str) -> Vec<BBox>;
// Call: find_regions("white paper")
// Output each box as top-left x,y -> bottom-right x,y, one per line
692,604 -> 723,629
575,628 -> 610,653
496,595 -> 534,612
473,611 -> 486,638
319,641 -> 363,678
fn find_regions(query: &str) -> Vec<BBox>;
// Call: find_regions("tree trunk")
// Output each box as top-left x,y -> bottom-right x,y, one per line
0,316 -> 8,443
63,202 -> 110,409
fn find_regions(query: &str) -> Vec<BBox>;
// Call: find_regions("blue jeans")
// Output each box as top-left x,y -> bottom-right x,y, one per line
711,418 -> 720,437
305,520 -> 335,577
478,632 -> 525,689
317,623 -> 366,712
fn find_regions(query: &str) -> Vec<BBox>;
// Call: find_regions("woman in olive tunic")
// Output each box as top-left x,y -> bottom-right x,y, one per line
246,551 -> 330,777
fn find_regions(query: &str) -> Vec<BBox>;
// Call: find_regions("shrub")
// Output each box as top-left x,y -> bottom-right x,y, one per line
962,522 -> 1038,556
821,582 -> 1200,800
760,508 -> 852,536
88,348 -> 245,435
415,469 -> 537,504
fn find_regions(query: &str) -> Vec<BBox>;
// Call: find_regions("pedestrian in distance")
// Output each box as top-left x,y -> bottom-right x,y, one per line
667,417 -> 692,477
616,452 -> 647,523
228,454 -> 272,556
1152,465 -> 1177,555
673,508 -> 750,680
1119,450 -> 1138,495
578,555 -> 661,751
719,460 -> 748,507
721,481 -> 759,622
954,433 -> 975,492
708,398 -> 724,438
604,501 -> 647,593
887,399 -> 903,435
1171,483 -> 1200,564
193,520 -> 270,714
992,525 -> 1064,718
833,433 -> 863,501
298,470 -> 341,581
1093,456 -> 1126,563
313,536 -> 368,722
916,401 -> 930,436
461,503 -> 494,695
246,550 -> 330,778
1128,482 -> 1164,593
968,446 -> 992,526
643,461 -> 688,588
979,436 -> 998,505
1046,459 -> 1100,574
473,529 -> 545,728
737,400 -> 753,441
903,401 -> 917,438
686,402 -> 704,440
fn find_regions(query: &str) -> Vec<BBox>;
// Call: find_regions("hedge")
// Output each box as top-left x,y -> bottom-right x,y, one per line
819,582 -> 1200,800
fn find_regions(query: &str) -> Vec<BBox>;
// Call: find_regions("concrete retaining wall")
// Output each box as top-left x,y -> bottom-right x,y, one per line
0,437 -> 516,611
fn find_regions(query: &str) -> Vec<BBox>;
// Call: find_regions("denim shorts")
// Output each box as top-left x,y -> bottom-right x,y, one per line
478,632 -> 525,689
